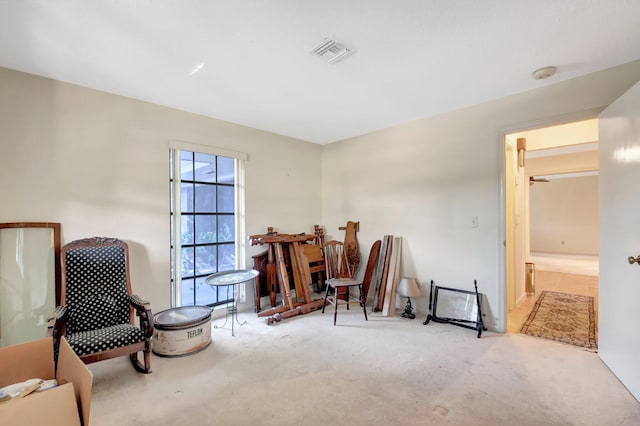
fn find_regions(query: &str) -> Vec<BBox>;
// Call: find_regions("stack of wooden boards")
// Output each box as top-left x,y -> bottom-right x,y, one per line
250,225 -> 403,322
249,227 -> 328,324
371,235 -> 402,316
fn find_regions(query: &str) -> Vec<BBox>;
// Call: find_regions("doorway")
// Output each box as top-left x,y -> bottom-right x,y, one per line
504,118 -> 599,334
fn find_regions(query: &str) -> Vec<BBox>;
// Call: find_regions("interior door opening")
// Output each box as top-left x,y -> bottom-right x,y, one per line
504,118 -> 599,335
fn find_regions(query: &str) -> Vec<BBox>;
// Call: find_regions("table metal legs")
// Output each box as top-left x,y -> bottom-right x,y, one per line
212,284 -> 247,336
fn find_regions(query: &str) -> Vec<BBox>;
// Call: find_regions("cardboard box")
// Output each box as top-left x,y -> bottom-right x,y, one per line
0,337 -> 93,426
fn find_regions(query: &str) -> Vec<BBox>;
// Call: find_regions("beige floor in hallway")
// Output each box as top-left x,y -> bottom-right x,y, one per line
508,252 -> 599,333
87,277 -> 639,426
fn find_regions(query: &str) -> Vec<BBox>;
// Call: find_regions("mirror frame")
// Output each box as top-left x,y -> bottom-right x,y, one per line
0,222 -> 62,305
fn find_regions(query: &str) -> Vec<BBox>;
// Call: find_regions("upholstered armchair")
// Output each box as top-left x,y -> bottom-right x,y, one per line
49,237 -> 153,373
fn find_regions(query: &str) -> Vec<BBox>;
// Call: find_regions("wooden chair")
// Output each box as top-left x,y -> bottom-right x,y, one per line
322,240 -> 381,325
49,237 -> 154,373
323,240 -> 351,280
301,243 -> 325,292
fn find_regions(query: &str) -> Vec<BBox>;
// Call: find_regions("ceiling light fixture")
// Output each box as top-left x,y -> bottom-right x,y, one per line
310,38 -> 351,64
531,66 -> 557,80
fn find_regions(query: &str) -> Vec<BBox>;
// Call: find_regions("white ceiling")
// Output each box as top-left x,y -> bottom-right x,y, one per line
1,1 -> 640,145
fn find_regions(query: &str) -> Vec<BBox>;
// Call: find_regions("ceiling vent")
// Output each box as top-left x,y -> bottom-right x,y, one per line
310,38 -> 351,64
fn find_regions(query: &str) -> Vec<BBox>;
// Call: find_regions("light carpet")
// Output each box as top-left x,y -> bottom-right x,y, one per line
520,290 -> 597,351
84,307 -> 639,425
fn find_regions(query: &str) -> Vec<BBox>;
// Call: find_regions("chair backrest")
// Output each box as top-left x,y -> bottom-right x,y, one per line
323,240 -> 351,279
302,243 -> 324,265
61,237 -> 132,334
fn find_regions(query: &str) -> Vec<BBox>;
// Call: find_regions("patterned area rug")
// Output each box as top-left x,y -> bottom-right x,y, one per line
520,291 -> 597,351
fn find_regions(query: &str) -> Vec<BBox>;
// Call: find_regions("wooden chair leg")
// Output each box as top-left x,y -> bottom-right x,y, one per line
143,348 -> 152,372
346,287 -> 350,310
360,286 -> 368,321
130,351 -> 152,374
322,284 -> 331,313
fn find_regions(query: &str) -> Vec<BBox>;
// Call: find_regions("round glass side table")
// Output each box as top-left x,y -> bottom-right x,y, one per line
205,269 -> 259,336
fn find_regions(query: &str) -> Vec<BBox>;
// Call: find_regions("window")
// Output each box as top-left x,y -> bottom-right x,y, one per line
170,147 -> 243,307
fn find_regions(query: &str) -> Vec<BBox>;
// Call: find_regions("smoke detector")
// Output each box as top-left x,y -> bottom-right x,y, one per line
531,66 -> 557,80
310,38 -> 351,64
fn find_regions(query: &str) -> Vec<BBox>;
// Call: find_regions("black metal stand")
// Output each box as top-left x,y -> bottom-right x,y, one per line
213,284 -> 247,336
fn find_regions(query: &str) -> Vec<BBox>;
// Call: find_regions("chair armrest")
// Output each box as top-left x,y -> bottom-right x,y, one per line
47,305 -> 67,338
129,295 -> 154,338
48,305 -> 67,321
129,294 -> 150,310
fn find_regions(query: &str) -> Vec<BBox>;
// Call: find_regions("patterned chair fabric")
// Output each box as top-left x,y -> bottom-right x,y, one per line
51,237 -> 153,373
66,324 -> 147,357
65,245 -> 131,334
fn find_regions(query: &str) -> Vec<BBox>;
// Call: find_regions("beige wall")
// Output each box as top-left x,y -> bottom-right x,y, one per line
2,60 -> 640,331
526,150 -> 598,176
321,60 -> 640,331
526,150 -> 599,256
0,67 -> 322,311
529,175 -> 599,255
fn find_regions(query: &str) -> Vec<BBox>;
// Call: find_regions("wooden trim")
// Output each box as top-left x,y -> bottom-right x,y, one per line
0,222 -> 61,305
80,341 -> 147,364
169,139 -> 248,160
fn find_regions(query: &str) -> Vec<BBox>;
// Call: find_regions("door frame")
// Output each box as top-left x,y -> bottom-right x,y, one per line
498,108 -> 602,332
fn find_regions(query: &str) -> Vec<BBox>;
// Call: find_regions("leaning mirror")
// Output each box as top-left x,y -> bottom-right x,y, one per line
423,280 -> 485,338
0,222 -> 61,347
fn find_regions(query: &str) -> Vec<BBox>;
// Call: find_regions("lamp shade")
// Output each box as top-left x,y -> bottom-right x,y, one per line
397,277 -> 421,298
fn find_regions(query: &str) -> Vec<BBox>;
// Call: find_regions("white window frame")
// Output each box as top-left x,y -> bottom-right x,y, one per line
169,140 -> 247,308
